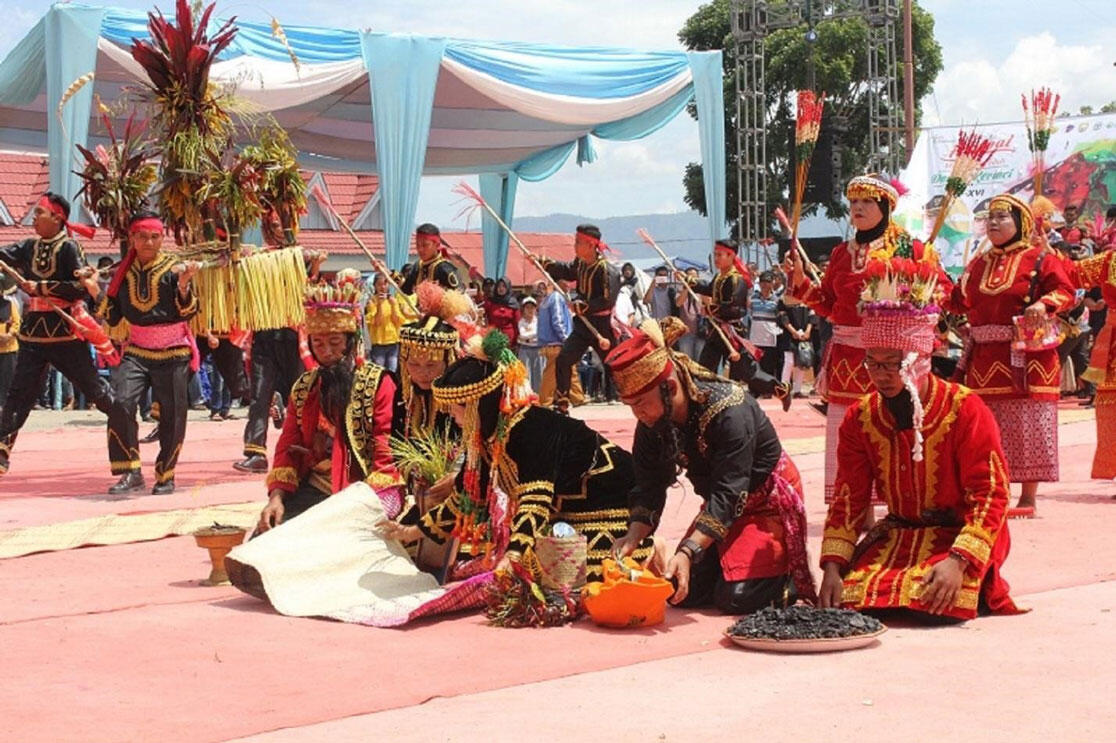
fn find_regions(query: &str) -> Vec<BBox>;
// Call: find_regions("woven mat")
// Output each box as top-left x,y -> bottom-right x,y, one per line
0,502 -> 259,560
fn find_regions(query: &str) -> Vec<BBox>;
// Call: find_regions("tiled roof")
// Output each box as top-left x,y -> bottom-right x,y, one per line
0,224 -> 574,287
0,153 -> 48,223
0,153 -> 569,285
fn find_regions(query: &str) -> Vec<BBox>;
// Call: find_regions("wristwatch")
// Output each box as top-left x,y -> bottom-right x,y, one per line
677,537 -> 705,563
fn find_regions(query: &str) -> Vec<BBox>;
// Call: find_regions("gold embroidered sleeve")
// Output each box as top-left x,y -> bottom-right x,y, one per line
694,509 -> 729,541
1075,253 -> 1110,290
175,284 -> 199,317
265,466 -> 299,493
419,493 -> 464,544
509,484 -> 556,553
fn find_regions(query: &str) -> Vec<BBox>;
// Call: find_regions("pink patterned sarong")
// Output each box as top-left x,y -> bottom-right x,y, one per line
128,320 -> 200,371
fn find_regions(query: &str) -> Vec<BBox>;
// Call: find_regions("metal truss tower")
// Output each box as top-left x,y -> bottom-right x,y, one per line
729,0 -> 903,255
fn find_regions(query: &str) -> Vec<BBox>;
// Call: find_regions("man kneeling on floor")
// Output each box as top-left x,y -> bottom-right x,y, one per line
608,317 -> 816,613
817,257 -> 1024,622
254,276 -> 401,534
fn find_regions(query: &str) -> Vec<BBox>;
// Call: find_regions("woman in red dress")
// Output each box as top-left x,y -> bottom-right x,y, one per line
482,278 -> 520,351
948,193 -> 1076,514
788,174 -> 934,502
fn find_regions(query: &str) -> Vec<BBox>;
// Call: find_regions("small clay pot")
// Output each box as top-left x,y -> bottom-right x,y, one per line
194,526 -> 247,586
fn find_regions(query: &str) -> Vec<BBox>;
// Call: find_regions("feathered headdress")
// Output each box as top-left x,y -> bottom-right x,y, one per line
859,256 -> 943,462
304,276 -> 363,335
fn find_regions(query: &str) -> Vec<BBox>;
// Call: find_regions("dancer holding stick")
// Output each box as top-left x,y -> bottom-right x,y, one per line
646,231 -> 790,409
452,182 -> 615,413
0,192 -> 131,482
637,229 -> 738,363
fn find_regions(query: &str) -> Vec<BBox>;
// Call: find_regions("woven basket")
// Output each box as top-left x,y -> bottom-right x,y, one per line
535,533 -> 587,592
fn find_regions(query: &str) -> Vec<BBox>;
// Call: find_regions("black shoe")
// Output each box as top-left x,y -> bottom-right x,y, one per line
108,471 -> 145,495
233,454 -> 269,474
140,425 -> 160,444
152,479 -> 175,495
775,383 -> 792,412
220,411 -> 237,420
270,392 -> 284,429
809,401 -> 828,418
0,451 -> 9,476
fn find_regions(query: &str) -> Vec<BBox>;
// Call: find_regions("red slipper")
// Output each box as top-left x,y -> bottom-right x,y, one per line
1007,506 -> 1035,519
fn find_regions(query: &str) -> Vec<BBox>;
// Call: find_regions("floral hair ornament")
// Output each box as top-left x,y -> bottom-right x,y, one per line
859,256 -> 943,462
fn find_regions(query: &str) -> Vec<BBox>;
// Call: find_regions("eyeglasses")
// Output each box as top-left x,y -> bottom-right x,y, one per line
862,359 -> 903,373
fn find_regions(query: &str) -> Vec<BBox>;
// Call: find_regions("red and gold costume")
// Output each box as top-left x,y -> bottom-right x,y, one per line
822,375 -> 1022,620
792,175 -> 935,500
266,363 -> 401,498
265,280 -> 402,523
948,193 -> 1076,482
1076,249 -> 1116,479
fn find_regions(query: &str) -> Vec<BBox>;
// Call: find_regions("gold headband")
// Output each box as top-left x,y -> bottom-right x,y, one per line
305,307 -> 359,335
846,175 -> 899,208
612,346 -> 672,398
989,193 -> 1034,240
431,367 -> 504,405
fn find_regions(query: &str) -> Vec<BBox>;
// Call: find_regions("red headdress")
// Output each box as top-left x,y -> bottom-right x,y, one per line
37,196 -> 96,240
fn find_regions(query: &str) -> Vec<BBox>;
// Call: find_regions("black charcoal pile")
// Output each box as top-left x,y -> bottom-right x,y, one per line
728,606 -> 883,640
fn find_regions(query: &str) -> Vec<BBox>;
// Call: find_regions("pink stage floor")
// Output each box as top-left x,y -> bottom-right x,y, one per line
1,400 -> 1113,742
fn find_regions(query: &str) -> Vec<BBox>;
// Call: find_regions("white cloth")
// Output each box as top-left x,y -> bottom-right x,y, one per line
226,483 -> 447,623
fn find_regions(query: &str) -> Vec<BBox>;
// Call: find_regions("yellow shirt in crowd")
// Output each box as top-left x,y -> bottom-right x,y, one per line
364,295 -> 406,346
0,298 -> 20,354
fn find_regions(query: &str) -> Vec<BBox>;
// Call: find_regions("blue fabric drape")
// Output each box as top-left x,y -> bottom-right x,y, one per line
592,84 -> 695,141
688,51 -> 727,242
479,173 -> 519,279
98,6 -> 363,64
0,18 -> 46,106
360,33 -> 446,270
444,41 -> 690,99
46,5 -> 106,216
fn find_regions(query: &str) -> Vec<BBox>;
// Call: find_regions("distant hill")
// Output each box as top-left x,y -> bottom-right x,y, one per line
513,210 -> 848,266
513,211 -> 713,265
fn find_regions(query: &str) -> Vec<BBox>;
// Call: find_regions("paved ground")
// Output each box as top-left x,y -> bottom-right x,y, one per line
1,400 -> 1112,742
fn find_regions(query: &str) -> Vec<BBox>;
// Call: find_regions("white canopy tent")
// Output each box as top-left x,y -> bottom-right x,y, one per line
0,3 -> 728,274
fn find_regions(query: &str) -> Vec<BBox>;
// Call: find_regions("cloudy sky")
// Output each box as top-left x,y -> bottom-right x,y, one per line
1,0 -> 1113,226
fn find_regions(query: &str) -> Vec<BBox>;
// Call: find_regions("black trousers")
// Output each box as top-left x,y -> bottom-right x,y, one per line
555,315 -> 614,403
757,344 -> 781,384
0,340 -> 127,471
243,329 -> 302,458
679,550 -> 795,615
699,336 -> 780,398
113,353 -> 190,482
0,351 -> 16,408
199,338 -> 247,401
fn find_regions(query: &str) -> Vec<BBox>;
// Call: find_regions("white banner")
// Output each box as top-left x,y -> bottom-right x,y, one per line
896,112 -> 1116,274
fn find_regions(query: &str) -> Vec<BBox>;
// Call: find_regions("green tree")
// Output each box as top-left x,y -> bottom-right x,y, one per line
680,0 -> 943,231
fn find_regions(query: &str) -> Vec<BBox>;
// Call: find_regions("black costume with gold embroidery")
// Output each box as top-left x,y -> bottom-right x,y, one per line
418,405 -> 653,579
398,255 -> 459,293
627,378 -> 793,611
628,379 -> 782,534
542,256 -> 621,406
98,253 -> 198,484
0,233 -> 127,472
691,270 -> 780,397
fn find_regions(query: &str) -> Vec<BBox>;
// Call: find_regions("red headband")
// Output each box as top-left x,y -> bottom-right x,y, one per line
415,231 -> 449,259
129,217 -> 164,235
714,242 -> 750,282
37,196 -> 96,240
575,230 -> 612,254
